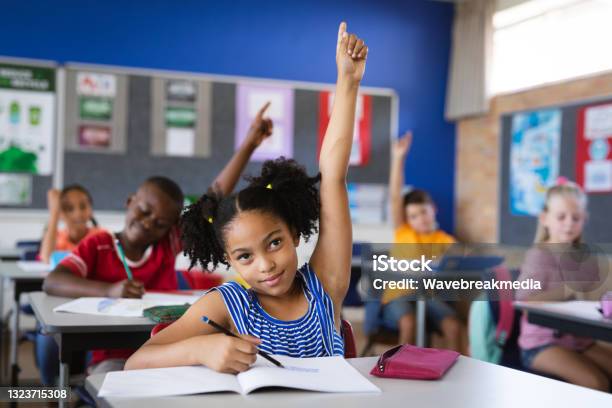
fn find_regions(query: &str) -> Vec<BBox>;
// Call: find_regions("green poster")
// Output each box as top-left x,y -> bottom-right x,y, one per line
0,145 -> 37,173
0,62 -> 55,175
0,63 -> 55,92
80,97 -> 113,120
165,107 -> 196,128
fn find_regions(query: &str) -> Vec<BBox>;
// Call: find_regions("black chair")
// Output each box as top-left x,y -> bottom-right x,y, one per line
359,244 -> 400,356
16,239 -> 41,261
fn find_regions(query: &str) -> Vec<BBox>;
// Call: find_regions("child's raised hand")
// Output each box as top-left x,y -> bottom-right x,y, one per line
244,102 -> 273,148
336,22 -> 368,84
196,333 -> 260,374
392,131 -> 413,160
47,188 -> 61,216
106,279 -> 145,298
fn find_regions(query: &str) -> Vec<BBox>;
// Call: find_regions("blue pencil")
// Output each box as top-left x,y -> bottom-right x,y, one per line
115,239 -> 133,281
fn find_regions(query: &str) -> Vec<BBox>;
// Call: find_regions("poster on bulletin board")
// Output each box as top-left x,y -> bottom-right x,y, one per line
151,77 -> 212,158
0,62 -> 55,175
318,92 -> 371,166
576,103 -> 612,193
235,83 -> 294,161
0,173 -> 32,205
64,67 -> 128,154
509,109 -> 561,216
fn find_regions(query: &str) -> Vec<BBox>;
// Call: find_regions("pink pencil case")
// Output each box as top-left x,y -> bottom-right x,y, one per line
602,292 -> 612,318
370,344 -> 459,380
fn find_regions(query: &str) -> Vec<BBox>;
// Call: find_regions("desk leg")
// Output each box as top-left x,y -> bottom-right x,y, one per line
416,299 -> 426,347
56,333 -> 73,408
59,361 -> 69,408
0,276 -> 5,324
0,276 -> 5,383
9,295 -> 19,386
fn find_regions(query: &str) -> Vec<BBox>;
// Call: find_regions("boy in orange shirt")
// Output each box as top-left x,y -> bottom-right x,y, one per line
382,131 -> 466,353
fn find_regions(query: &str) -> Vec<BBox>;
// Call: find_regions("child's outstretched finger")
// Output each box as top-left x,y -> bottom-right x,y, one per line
337,21 -> 347,54
400,132 -> 412,147
256,101 -> 271,119
347,33 -> 357,55
338,30 -> 348,56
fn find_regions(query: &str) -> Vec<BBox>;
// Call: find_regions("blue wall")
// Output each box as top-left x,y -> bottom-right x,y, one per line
2,0 -> 456,232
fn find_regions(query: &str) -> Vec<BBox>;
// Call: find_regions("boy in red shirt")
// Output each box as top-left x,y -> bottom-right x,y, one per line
41,102 -> 274,376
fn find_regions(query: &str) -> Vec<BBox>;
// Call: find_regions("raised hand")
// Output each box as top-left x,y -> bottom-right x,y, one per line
392,131 -> 413,160
336,22 -> 368,84
245,102 -> 274,148
47,188 -> 61,217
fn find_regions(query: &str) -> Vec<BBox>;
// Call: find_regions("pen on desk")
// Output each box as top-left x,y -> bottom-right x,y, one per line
201,315 -> 284,368
115,239 -> 133,281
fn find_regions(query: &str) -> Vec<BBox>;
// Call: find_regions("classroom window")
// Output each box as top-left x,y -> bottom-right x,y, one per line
491,0 -> 612,95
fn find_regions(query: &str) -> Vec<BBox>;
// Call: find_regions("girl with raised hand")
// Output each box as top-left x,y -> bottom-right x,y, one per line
39,185 -> 100,264
125,21 -> 368,373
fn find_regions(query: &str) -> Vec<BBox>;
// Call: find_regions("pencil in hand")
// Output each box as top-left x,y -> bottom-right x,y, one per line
201,316 -> 284,368
115,239 -> 133,280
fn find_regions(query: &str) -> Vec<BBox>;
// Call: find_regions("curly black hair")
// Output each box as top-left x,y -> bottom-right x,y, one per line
181,157 -> 320,270
144,176 -> 184,210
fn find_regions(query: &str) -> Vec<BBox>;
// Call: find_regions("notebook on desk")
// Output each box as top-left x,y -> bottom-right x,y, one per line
98,355 -> 380,397
53,293 -> 201,317
16,261 -> 52,274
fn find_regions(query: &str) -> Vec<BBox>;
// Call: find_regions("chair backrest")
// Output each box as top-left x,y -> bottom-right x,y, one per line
16,240 -> 41,249
152,320 -> 358,359
341,319 -> 357,358
359,243 -> 388,335
150,322 -> 172,338
177,269 -> 224,290
17,240 -> 41,261
343,242 -> 365,307
469,267 -> 522,368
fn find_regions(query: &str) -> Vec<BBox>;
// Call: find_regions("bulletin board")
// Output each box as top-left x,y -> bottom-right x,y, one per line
0,57 -> 57,209
499,95 -> 612,245
60,63 -> 398,211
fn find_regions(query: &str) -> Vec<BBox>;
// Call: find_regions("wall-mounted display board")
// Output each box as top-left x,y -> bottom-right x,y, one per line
0,57 -> 57,208
0,60 -> 397,214
500,96 -> 612,245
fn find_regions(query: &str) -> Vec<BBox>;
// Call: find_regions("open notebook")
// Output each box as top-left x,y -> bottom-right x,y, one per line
53,293 -> 201,317
98,355 -> 380,397
16,261 -> 52,274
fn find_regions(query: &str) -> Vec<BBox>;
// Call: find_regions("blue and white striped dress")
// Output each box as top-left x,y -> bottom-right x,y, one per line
209,263 -> 344,357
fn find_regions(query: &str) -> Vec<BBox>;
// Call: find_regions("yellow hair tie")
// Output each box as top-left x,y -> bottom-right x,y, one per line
266,183 -> 273,190
207,217 -> 213,224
